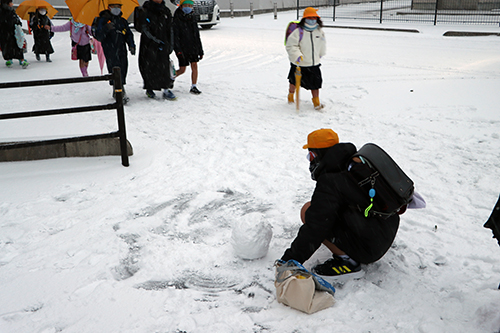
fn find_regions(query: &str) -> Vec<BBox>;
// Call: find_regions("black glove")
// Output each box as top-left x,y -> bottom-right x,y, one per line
199,54 -> 203,61
130,47 -> 136,55
158,41 -> 165,51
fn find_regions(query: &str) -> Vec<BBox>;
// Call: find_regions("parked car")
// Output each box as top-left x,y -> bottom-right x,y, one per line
166,0 -> 220,29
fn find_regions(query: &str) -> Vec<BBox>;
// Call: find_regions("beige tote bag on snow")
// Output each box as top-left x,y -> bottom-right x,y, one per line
275,260 -> 335,314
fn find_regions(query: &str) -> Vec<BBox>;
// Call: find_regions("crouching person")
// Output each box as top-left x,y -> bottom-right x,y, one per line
280,129 -> 425,282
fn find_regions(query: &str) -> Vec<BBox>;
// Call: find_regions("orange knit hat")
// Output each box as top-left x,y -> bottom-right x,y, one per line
303,129 -> 339,149
302,7 -> 319,19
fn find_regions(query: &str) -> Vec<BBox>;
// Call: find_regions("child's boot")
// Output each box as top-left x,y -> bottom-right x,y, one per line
312,97 -> 324,110
6,60 -> 13,67
80,66 -> 88,77
288,93 -> 294,104
35,53 -> 40,61
46,54 -> 52,62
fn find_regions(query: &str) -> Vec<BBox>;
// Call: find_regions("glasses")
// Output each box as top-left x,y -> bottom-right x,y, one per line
306,151 -> 317,162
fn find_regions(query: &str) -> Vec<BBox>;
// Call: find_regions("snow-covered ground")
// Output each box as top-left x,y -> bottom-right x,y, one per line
1,11 -> 500,333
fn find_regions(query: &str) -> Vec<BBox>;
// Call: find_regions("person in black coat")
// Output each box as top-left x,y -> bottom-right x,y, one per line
94,0 -> 135,103
29,7 -> 54,62
280,129 -> 400,280
0,0 -> 28,68
173,0 -> 204,95
138,0 -> 176,100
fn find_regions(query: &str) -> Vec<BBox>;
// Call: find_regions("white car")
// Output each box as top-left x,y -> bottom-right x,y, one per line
166,0 -> 220,29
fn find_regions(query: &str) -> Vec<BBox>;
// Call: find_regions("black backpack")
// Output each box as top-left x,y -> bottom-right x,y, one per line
350,143 -> 414,219
133,6 -> 145,32
91,16 -> 100,41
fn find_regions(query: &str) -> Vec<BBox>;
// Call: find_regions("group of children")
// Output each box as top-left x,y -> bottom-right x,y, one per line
0,0 -> 203,105
2,1 -> 328,110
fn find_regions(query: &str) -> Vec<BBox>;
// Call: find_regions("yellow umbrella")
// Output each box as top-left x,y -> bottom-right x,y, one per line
65,0 -> 139,26
16,0 -> 58,20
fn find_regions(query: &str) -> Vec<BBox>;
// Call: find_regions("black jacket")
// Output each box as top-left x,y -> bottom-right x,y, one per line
281,143 -> 400,264
172,7 -> 203,57
94,10 -> 135,84
30,12 -> 54,54
0,4 -> 24,60
138,0 -> 173,90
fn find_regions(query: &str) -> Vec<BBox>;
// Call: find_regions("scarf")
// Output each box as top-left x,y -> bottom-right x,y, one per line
71,18 -> 86,33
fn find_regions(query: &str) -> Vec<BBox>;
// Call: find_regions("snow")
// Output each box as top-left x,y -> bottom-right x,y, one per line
1,11 -> 500,332
231,212 -> 272,260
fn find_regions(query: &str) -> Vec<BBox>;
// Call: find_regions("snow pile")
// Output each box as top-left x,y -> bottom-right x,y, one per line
231,212 -> 273,259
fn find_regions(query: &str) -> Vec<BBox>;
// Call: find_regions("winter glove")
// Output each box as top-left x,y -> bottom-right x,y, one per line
129,47 -> 136,55
177,52 -> 186,63
158,41 -> 165,51
106,21 -> 115,31
274,259 -> 286,267
199,54 -> 203,61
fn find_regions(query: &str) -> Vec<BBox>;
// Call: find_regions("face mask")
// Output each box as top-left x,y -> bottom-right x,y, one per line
305,18 -> 317,26
110,7 -> 121,16
39,9 -> 47,15
182,6 -> 193,14
307,151 -> 321,181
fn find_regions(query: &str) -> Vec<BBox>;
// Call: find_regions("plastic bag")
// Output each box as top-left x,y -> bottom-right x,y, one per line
89,38 -> 97,55
71,45 -> 78,60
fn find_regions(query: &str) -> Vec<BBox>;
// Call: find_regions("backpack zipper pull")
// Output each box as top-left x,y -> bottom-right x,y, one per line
364,186 -> 376,217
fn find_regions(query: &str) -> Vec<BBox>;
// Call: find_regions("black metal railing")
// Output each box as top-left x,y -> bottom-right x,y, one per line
298,0 -> 500,25
0,67 -> 130,167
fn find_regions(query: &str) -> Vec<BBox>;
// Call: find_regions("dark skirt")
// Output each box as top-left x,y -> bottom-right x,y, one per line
288,63 -> 322,90
72,41 -> 91,62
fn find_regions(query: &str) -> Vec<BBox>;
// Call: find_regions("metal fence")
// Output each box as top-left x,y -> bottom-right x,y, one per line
300,0 -> 500,24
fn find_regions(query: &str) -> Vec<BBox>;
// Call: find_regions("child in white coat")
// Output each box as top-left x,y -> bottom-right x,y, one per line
286,7 -> 326,110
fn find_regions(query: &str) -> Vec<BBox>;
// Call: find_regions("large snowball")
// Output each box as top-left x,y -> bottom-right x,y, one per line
231,213 -> 273,260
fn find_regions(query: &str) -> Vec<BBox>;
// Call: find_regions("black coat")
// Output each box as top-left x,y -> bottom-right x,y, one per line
172,7 -> 203,57
94,10 -> 135,84
281,143 -> 400,264
138,0 -> 173,90
30,13 -> 54,55
0,5 -> 24,60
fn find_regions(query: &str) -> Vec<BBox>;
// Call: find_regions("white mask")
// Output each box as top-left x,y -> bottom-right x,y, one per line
110,7 -> 121,16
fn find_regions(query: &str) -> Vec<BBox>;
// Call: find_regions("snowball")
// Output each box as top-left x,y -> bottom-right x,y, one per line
231,213 -> 272,260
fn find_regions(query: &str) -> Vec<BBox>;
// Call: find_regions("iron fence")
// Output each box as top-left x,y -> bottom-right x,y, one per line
299,0 -> 500,24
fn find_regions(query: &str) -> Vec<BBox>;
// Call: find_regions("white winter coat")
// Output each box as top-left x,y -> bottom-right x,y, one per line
286,26 -> 326,67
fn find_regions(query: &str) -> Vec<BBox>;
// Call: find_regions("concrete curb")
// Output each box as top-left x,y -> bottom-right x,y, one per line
0,137 -> 133,162
443,31 -> 500,36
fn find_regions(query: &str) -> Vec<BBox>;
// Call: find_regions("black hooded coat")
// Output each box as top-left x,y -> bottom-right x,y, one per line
138,0 -> 173,91
30,12 -> 54,55
281,143 -> 400,264
94,9 -> 135,85
0,4 -> 24,60
172,7 -> 203,57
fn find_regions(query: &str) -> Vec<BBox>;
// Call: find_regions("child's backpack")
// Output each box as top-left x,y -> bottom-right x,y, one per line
284,20 -> 304,45
133,6 -> 145,32
349,143 -> 414,219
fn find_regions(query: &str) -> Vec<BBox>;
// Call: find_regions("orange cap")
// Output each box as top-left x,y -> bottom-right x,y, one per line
303,7 -> 319,19
303,129 -> 339,149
